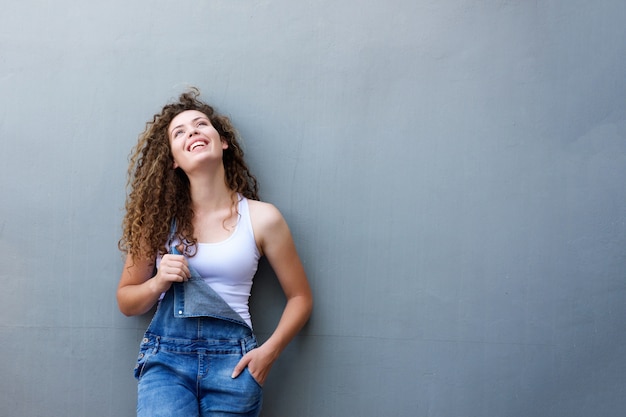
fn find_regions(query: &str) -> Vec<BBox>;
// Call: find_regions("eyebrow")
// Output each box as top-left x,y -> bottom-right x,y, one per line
169,117 -> 209,135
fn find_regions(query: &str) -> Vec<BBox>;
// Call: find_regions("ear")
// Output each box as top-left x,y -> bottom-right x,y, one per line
172,160 -> 179,169
221,139 -> 229,150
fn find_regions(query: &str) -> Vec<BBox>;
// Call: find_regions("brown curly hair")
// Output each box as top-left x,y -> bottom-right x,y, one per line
119,88 -> 259,261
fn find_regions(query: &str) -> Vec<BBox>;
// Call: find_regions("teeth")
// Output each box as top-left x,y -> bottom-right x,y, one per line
189,141 -> 206,151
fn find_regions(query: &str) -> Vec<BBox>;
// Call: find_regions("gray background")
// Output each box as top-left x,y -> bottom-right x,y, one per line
1,1 -> 625,416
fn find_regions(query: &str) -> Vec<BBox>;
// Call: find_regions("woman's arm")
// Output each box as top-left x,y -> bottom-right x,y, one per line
232,201 -> 313,385
116,253 -> 190,316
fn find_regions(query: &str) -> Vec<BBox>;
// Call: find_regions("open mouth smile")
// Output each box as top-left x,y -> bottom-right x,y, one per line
188,139 -> 208,152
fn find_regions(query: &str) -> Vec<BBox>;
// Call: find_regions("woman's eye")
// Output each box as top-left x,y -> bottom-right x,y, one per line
173,130 -> 184,138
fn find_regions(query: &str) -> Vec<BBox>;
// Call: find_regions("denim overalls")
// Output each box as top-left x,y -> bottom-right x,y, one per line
134,246 -> 263,417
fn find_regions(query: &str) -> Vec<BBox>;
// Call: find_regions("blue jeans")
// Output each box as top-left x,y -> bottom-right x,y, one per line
134,288 -> 263,417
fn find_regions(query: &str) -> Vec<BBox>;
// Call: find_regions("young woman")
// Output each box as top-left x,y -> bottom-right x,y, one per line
117,89 -> 313,417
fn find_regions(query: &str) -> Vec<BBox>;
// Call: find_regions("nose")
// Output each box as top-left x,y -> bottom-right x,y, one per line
188,128 -> 198,138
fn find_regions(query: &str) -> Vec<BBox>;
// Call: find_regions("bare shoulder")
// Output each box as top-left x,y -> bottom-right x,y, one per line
247,199 -> 291,254
247,199 -> 284,226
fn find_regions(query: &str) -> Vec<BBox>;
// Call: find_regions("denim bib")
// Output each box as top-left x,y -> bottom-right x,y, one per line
169,244 -> 250,328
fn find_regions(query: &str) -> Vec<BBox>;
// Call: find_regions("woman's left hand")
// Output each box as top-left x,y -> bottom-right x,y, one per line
231,201 -> 313,387
231,344 -> 278,386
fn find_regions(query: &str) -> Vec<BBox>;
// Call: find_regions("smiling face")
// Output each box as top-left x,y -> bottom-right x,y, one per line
168,110 -> 228,171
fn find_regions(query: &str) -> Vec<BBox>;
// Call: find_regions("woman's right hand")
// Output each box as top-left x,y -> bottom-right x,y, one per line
117,253 -> 191,316
151,254 -> 191,293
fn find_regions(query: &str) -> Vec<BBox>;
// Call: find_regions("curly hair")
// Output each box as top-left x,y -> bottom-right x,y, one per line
119,88 -> 259,261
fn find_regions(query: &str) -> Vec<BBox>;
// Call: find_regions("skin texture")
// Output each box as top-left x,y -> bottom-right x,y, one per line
117,108 -> 312,386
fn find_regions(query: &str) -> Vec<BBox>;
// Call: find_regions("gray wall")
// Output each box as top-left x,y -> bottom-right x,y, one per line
1,1 -> 625,416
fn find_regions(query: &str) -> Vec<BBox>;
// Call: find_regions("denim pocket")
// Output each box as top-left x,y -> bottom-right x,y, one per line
244,366 -> 264,389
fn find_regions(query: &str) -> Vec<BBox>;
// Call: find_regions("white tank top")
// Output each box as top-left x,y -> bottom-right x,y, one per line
167,196 -> 260,328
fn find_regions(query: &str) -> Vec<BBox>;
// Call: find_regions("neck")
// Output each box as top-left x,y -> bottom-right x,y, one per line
187,166 -> 233,211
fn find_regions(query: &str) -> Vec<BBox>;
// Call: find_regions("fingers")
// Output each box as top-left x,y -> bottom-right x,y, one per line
159,254 -> 191,282
231,350 -> 271,386
231,354 -> 251,379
